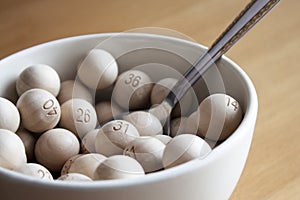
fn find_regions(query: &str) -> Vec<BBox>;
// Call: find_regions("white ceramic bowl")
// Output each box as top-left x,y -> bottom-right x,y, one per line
0,33 -> 258,200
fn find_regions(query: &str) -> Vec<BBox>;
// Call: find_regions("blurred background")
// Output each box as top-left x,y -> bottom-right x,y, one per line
0,0 -> 299,199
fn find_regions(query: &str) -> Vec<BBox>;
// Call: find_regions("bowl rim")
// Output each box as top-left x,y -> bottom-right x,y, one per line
0,32 -> 258,189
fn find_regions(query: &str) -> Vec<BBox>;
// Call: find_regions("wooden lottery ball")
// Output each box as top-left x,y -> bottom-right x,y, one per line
77,49 -> 118,90
59,98 -> 97,139
15,163 -> 53,180
95,101 -> 122,124
35,128 -> 80,172
57,80 -> 93,104
61,153 -> 106,179
112,70 -> 153,110
0,97 -> 20,132
124,136 -> 166,173
16,88 -> 61,133
148,101 -> 170,125
81,129 -> 98,153
197,93 -> 243,141
185,110 -> 200,135
205,139 -> 219,149
150,77 -> 194,117
95,120 -> 139,156
94,155 -> 145,180
123,111 -> 162,136
154,134 -> 172,145
0,129 -> 27,170
16,127 -> 36,161
60,154 -> 81,175
151,78 -> 177,105
57,173 -> 92,182
16,64 -> 61,97
163,134 -> 212,169
170,117 -> 188,137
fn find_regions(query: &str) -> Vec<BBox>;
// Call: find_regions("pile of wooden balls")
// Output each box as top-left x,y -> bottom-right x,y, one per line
0,49 -> 243,182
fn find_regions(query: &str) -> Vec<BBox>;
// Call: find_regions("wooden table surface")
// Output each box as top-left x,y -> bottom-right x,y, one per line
1,0 -> 299,199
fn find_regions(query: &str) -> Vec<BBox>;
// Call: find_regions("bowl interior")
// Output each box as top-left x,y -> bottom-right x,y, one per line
0,33 -> 256,187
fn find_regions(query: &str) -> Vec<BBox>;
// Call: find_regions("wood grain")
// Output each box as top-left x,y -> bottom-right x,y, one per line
1,0 -> 299,199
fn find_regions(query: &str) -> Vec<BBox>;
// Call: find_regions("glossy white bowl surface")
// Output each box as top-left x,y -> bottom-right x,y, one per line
0,33 -> 258,200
